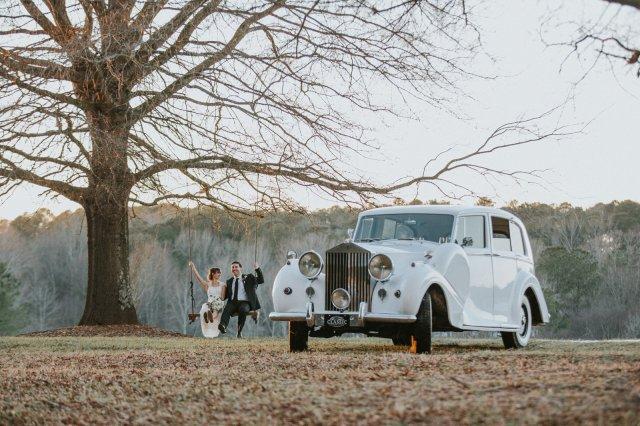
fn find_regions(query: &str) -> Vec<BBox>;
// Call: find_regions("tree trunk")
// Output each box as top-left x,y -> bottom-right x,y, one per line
79,195 -> 138,325
75,70 -> 137,325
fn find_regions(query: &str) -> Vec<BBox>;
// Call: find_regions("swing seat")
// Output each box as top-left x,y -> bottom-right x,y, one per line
187,310 -> 258,324
232,309 -> 259,318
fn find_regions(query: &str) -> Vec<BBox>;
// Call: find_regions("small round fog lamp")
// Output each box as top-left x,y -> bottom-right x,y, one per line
378,288 -> 387,300
331,288 -> 350,310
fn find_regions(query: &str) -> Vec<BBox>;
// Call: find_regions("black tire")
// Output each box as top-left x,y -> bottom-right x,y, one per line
501,297 -> 532,349
392,334 -> 411,346
410,292 -> 432,354
289,321 -> 309,352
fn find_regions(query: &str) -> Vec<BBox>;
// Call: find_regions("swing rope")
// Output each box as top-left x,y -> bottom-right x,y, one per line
187,207 -> 198,324
254,173 -> 260,265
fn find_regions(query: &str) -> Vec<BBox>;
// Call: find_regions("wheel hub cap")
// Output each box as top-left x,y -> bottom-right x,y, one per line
518,305 -> 528,337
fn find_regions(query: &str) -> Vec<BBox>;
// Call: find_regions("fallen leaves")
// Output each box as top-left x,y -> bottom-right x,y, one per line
0,337 -> 639,424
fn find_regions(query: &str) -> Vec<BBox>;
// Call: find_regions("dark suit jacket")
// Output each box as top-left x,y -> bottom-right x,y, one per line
226,268 -> 264,311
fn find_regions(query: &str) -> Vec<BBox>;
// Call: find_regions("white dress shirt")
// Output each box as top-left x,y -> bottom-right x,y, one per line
232,275 -> 248,301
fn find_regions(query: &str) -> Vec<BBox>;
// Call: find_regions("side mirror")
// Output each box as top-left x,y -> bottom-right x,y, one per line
347,228 -> 354,239
461,237 -> 473,247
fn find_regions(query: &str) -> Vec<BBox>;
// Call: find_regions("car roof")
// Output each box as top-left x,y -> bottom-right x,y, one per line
360,204 -> 519,220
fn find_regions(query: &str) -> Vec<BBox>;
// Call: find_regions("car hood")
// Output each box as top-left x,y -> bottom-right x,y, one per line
354,239 -> 440,256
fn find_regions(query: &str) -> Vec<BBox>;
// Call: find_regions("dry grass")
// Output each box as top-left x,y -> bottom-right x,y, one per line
19,325 -> 188,338
1,337 -> 639,425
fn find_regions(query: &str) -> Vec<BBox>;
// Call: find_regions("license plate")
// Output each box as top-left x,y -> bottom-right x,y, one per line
326,315 -> 349,328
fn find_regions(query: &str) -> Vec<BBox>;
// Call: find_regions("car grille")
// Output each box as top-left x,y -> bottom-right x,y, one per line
325,243 -> 372,311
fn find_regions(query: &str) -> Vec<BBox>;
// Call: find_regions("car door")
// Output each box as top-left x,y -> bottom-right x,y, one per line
490,216 -> 519,326
454,214 -> 497,326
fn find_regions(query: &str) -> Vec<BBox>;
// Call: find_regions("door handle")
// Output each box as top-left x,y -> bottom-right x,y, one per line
492,253 -> 501,257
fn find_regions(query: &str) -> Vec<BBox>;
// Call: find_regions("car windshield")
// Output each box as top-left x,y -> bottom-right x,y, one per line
354,213 -> 454,243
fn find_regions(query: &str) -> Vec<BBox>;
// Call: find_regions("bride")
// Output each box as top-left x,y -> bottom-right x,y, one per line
188,261 -> 226,338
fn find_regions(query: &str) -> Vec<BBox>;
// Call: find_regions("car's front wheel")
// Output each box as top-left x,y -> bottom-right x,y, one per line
410,292 -> 433,354
289,321 -> 309,352
501,297 -> 532,349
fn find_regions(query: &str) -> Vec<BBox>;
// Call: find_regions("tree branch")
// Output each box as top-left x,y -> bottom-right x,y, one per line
603,0 -> 640,9
129,1 -> 284,123
0,159 -> 84,202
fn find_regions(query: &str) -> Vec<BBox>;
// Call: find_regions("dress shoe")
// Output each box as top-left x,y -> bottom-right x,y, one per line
218,324 -> 226,334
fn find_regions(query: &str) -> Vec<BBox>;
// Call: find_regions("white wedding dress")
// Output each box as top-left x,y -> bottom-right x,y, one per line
200,284 -> 224,338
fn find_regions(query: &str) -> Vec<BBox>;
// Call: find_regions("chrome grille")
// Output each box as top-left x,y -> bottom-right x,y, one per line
325,243 -> 371,311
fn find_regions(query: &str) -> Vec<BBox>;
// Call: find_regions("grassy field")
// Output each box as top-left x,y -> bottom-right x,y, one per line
1,337 -> 639,425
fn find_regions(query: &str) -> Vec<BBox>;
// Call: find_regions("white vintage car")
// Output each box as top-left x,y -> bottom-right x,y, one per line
269,205 -> 550,353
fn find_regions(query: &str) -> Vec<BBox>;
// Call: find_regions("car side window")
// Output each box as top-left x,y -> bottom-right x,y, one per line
509,222 -> 526,256
455,216 -> 486,248
491,216 -> 512,251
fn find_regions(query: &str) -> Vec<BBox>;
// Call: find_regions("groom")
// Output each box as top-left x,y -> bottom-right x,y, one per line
218,261 -> 264,338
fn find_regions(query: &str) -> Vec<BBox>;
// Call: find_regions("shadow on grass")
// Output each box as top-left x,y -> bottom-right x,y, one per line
303,337 -> 506,355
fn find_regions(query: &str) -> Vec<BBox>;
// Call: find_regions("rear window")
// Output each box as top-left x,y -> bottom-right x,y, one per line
491,216 -> 511,251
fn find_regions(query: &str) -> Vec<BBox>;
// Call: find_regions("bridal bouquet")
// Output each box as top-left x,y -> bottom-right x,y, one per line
207,296 -> 225,312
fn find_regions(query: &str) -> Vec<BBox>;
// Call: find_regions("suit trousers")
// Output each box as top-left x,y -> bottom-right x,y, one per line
220,300 -> 251,331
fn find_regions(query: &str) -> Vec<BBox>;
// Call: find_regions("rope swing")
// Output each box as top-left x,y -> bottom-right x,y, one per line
185,174 -> 263,325
187,207 -> 199,324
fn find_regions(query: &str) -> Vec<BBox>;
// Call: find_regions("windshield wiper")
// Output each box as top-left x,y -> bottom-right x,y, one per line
358,238 -> 381,242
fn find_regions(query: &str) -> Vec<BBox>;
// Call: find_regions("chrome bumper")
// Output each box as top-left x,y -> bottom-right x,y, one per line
268,302 -> 416,327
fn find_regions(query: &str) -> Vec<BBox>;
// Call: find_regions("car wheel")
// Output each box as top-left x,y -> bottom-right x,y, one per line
289,321 -> 309,352
501,297 -> 532,349
410,292 -> 432,354
392,334 -> 411,346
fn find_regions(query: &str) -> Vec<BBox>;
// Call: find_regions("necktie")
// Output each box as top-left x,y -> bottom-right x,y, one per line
233,277 -> 239,301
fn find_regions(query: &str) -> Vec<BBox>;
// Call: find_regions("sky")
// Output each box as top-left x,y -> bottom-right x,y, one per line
1,0 -> 639,220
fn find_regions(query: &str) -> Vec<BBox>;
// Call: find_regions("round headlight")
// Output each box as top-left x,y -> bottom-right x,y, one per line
368,254 -> 393,281
298,251 -> 323,278
331,288 -> 350,310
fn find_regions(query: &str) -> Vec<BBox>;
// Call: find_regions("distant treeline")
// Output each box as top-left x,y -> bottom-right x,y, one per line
1,200 -> 639,339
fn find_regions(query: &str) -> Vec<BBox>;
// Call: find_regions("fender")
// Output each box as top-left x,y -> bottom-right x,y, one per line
412,243 -> 470,329
509,271 -> 550,325
370,259 -> 466,329
272,260 -> 325,313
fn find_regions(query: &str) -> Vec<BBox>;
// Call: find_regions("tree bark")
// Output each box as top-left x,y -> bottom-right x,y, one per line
79,109 -> 138,325
79,194 -> 138,325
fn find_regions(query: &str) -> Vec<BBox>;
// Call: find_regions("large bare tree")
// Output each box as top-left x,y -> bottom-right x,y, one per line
0,1 -> 568,325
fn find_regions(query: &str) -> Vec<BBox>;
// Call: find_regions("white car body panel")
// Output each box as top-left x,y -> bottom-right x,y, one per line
269,205 -> 550,333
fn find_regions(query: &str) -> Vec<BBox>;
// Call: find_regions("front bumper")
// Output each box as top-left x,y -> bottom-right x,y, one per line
269,302 -> 416,327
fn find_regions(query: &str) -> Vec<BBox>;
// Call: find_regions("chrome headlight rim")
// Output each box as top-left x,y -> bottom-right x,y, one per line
368,253 -> 394,282
298,250 -> 323,279
331,288 -> 351,310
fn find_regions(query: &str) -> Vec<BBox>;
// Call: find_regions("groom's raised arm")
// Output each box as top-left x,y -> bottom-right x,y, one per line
254,264 -> 264,285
